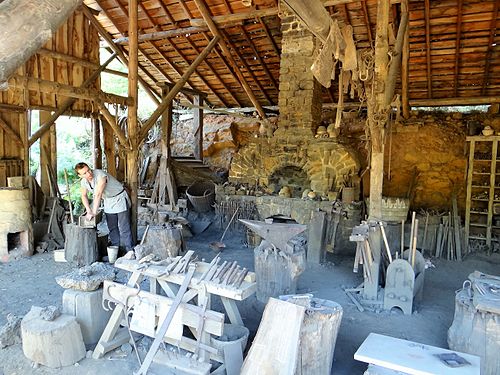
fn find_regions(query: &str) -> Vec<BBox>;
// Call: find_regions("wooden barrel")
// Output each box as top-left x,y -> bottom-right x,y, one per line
448,288 -> 500,375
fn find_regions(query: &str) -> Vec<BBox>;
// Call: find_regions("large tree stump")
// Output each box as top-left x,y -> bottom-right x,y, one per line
64,223 -> 98,266
21,307 -> 86,368
254,240 -> 306,303
281,295 -> 343,375
141,225 -> 181,259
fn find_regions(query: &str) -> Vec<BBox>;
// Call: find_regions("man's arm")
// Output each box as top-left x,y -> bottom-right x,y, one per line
91,176 -> 107,215
81,186 -> 93,219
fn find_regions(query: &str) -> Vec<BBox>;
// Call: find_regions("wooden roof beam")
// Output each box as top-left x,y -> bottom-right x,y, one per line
239,26 -> 279,92
222,29 -> 274,106
361,0 -> 373,46
258,17 -> 280,57
113,26 -> 207,45
183,35 -> 241,106
481,0 -> 499,96
424,0 -> 432,98
192,0 -> 266,118
83,4 -> 161,104
138,3 -> 223,106
453,0 -> 463,97
190,0 -> 402,27
410,96 -> 500,107
29,51 -> 118,147
138,36 -> 220,142
8,74 -> 132,106
155,0 -> 177,27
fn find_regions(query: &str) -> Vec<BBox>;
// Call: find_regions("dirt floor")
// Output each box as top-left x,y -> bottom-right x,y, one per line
1,221 -> 499,374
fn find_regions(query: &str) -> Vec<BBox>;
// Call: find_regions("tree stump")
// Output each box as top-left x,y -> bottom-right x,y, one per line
64,223 -> 98,266
21,307 -> 86,368
142,225 -> 181,259
281,295 -> 343,374
254,240 -> 306,303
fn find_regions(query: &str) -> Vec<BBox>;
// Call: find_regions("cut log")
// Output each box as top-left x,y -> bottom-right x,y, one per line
141,225 -> 181,259
0,0 -> 81,86
241,298 -> 305,375
281,295 -> 343,375
254,241 -> 306,303
21,307 -> 85,368
64,223 -> 98,266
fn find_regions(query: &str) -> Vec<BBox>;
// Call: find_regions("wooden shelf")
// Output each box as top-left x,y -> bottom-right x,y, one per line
470,211 -> 488,215
470,223 -> 487,228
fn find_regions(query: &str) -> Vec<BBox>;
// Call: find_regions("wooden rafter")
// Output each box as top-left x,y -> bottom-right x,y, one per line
83,4 -> 161,103
361,0 -> 373,46
155,0 -> 177,26
37,48 -> 127,78
453,0 -> 463,97
481,0 -> 499,96
183,35 -> 240,106
94,0 -> 168,100
424,0 -> 432,98
138,36 -> 220,142
192,0 -> 266,118
258,17 -> 280,57
113,26 -> 207,45
177,0 -> 245,107
222,29 -> 274,105
238,26 -> 279,92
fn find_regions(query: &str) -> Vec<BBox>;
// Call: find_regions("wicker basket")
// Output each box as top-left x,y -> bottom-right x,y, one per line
186,181 -> 215,212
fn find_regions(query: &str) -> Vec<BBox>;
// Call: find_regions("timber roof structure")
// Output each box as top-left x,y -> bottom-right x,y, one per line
83,0 -> 500,109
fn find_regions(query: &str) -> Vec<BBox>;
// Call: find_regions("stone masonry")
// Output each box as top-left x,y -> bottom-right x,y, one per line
229,6 -> 360,195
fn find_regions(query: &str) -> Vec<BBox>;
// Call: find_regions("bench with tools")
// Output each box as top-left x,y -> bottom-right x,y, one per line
93,251 -> 256,374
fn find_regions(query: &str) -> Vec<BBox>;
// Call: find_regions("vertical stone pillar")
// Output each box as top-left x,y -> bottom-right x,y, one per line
277,4 -> 322,139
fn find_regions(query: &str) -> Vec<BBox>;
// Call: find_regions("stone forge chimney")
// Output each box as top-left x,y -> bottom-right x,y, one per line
277,9 -> 323,139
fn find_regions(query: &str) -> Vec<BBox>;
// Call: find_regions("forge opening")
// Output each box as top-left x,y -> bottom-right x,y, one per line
7,232 -> 22,252
269,166 -> 308,198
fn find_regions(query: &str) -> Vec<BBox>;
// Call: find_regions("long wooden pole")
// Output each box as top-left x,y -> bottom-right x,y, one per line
138,36 -> 220,142
95,101 -> 130,149
8,75 -> 131,106
127,0 -> 139,244
28,52 -> 118,147
192,0 -> 266,119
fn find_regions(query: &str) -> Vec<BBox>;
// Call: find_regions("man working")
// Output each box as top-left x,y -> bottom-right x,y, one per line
75,162 -> 133,252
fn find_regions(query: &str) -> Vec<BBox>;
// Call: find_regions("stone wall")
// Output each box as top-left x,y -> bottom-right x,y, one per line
229,139 -> 360,197
276,9 -> 322,138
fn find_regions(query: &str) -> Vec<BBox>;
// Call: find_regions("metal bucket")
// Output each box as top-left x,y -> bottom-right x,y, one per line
186,181 -> 215,212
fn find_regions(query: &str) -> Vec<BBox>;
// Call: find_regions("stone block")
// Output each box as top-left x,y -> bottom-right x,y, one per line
62,288 -> 111,347
0,314 -> 21,348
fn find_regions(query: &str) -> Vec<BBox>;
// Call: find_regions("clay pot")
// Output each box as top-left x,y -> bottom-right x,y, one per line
279,186 -> 292,198
482,126 -> 494,136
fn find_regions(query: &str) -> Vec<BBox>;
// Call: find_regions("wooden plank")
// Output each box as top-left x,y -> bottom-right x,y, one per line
240,298 -> 305,375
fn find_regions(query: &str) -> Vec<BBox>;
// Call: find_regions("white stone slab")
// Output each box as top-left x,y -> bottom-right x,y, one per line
354,333 -> 480,375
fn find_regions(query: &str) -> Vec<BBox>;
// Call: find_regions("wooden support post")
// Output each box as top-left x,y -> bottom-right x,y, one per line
193,95 -> 204,161
127,0 -> 139,245
102,117 -> 117,177
40,111 -> 53,196
401,0 -> 410,119
92,118 -> 102,169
